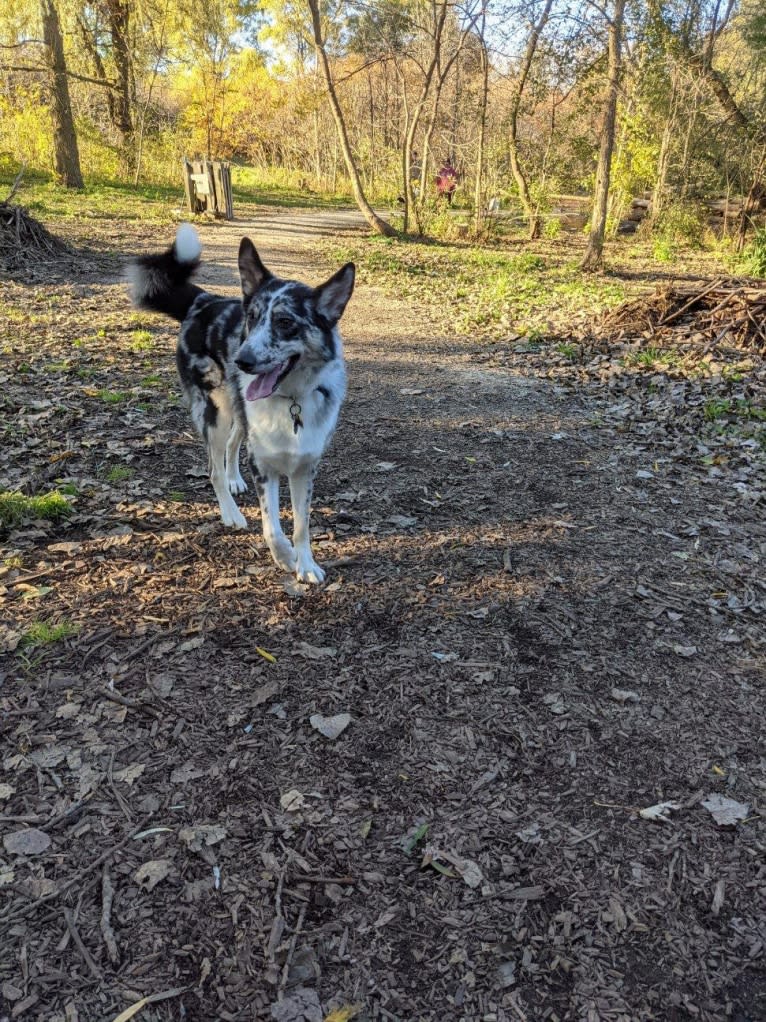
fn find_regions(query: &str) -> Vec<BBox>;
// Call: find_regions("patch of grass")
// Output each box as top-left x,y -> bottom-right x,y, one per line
20,620 -> 79,649
0,490 -> 71,532
4,555 -> 23,569
555,342 -> 578,360
704,398 -> 766,422
96,389 -> 129,404
167,490 -> 186,502
326,235 -> 626,338
56,481 -> 79,496
130,329 -> 154,352
104,465 -> 134,483
139,373 -> 163,387
623,347 -> 681,369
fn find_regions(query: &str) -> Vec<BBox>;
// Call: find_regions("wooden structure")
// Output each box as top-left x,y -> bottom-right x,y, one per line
182,159 -> 233,219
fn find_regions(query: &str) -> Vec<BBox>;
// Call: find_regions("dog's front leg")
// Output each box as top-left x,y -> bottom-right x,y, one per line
288,465 -> 324,584
250,460 -> 295,572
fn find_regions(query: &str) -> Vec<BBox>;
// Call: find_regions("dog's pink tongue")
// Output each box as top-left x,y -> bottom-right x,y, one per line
246,365 -> 284,401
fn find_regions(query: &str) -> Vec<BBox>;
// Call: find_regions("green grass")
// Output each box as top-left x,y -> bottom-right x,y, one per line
326,235 -> 627,337
167,490 -> 186,502
7,175 -> 181,224
130,330 -> 154,352
104,465 -> 134,483
96,389 -> 129,404
623,347 -> 682,369
704,398 -> 766,422
139,373 -> 163,387
0,490 -> 71,533
20,620 -> 79,649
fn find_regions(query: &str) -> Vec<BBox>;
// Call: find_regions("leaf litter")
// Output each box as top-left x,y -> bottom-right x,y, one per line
0,217 -> 763,1022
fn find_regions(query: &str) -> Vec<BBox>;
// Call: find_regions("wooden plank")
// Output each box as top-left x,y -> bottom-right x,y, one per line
182,159 -> 194,213
189,173 -> 210,196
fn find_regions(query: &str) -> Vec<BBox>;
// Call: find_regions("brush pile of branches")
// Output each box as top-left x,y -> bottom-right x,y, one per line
0,171 -> 70,270
598,279 -> 766,359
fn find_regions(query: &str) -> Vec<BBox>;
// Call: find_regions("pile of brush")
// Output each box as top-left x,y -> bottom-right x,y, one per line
598,279 -> 766,359
0,170 -> 70,270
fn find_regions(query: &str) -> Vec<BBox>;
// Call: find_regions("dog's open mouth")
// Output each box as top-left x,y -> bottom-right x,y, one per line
245,355 -> 299,401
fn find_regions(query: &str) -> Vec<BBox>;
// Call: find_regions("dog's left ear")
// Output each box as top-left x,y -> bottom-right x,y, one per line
315,263 -> 355,325
238,238 -> 271,298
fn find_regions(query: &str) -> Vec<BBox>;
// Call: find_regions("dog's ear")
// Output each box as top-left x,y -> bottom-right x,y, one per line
314,263 -> 355,325
238,238 -> 271,297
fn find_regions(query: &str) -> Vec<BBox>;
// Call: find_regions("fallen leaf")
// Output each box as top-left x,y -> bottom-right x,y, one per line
113,763 -> 145,785
671,644 -> 697,658
386,514 -> 417,528
701,793 -> 750,827
401,821 -> 429,854
0,783 -> 15,800
3,828 -> 52,856
270,987 -> 323,1022
422,846 -> 483,888
610,687 -> 640,703
295,642 -> 337,659
134,859 -> 172,891
324,1004 -> 364,1022
638,800 -> 682,823
170,762 -> 205,785
309,713 -> 351,740
374,461 -> 396,471
178,824 -> 227,851
280,789 -> 306,812
177,635 -> 205,654
0,866 -> 15,886
256,646 -> 276,663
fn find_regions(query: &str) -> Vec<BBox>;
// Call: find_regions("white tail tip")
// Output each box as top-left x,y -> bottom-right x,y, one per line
175,222 -> 201,264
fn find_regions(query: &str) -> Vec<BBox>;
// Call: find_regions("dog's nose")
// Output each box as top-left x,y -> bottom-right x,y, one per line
235,355 -> 258,374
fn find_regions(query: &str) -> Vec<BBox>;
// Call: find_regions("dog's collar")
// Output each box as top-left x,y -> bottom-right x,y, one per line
275,394 -> 303,433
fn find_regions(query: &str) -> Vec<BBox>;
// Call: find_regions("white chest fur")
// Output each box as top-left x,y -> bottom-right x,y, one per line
242,363 -> 345,476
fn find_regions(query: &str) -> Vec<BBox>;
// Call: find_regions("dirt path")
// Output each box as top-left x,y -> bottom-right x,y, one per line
1,211 -> 764,1022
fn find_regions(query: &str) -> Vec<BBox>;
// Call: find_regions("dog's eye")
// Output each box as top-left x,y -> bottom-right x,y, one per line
274,317 -> 297,335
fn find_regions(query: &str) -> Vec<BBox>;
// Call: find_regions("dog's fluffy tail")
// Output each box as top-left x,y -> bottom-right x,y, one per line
128,223 -> 203,322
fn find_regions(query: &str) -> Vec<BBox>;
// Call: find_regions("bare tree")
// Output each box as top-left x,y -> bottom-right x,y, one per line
307,0 -> 395,236
508,0 -> 553,240
41,0 -> 84,188
581,0 -> 626,271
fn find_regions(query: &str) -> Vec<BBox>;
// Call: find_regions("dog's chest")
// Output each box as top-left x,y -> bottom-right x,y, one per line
243,390 -> 334,471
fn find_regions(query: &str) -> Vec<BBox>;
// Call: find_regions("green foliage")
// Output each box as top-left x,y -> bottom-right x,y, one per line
739,229 -> 766,277
0,490 -> 71,533
20,620 -> 79,649
654,201 -> 707,248
104,465 -> 134,483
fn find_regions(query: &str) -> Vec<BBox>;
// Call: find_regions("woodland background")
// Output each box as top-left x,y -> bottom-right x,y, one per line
1,0 -> 766,269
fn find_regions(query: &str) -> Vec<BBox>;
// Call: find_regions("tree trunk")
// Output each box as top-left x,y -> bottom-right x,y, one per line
508,0 -> 553,241
106,1 -> 135,171
473,18 -> 489,235
41,0 -> 84,188
307,0 -> 395,237
581,0 -> 626,271
650,72 -> 679,226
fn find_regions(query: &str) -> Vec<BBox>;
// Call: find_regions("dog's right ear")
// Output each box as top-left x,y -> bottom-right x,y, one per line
238,238 -> 271,298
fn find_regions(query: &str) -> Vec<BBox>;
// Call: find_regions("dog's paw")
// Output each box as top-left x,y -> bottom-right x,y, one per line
296,558 -> 325,585
222,508 -> 248,529
269,539 -> 296,573
228,473 -> 248,495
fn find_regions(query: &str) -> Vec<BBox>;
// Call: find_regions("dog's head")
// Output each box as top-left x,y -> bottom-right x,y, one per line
234,238 -> 355,401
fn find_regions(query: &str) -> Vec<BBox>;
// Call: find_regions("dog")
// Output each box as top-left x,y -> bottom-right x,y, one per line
128,223 -> 354,584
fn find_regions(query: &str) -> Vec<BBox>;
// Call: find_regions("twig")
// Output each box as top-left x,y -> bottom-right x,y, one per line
3,164 -> 25,204
100,865 -> 119,964
657,278 -> 722,327
63,908 -> 101,978
278,903 -> 307,997
108,987 -> 186,1022
4,816 -> 152,922
99,686 -> 161,718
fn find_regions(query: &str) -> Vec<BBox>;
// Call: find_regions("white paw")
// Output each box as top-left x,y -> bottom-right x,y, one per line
228,473 -> 248,495
296,558 -> 325,584
268,539 -> 296,572
221,507 -> 248,529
